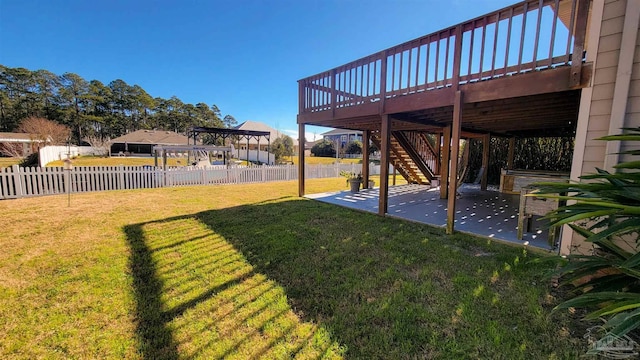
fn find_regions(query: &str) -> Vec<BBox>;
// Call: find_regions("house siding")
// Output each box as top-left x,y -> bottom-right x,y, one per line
566,0 -> 640,254
581,1 -> 625,178
620,25 -> 640,162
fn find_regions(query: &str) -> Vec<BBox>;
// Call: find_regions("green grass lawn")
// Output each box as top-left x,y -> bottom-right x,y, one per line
45,155 -> 359,167
0,179 -> 588,359
47,156 -> 186,167
293,156 -> 361,165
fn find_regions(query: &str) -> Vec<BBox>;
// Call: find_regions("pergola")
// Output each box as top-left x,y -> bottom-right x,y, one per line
189,126 -> 272,164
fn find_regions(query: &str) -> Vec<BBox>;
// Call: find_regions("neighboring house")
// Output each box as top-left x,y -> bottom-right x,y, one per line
322,128 -> 363,155
232,120 -> 301,154
232,121 -> 286,152
0,132 -> 50,157
305,139 -> 322,157
110,130 -> 192,155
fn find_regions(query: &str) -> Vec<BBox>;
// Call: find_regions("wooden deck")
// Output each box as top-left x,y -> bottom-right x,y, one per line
297,0 -> 593,237
298,0 -> 590,136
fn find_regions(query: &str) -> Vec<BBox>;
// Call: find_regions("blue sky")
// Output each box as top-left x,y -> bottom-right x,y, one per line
0,0 -> 516,140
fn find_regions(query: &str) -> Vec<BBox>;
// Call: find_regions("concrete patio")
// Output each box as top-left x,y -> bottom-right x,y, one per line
306,184 -> 557,250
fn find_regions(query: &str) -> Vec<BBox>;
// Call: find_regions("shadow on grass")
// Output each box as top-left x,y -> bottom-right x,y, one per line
124,197 -> 587,359
124,221 -> 255,359
124,224 -> 179,360
123,208 -> 343,359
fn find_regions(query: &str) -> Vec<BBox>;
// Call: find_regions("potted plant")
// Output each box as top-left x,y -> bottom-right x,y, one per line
341,171 -> 363,193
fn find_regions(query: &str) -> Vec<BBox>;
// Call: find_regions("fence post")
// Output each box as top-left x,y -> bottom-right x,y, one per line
12,165 -> 23,198
262,165 -> 266,182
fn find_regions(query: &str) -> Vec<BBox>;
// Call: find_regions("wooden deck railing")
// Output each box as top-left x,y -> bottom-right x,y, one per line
299,0 -> 589,115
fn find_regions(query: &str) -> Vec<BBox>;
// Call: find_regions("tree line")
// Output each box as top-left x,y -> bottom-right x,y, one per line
0,65 -> 237,145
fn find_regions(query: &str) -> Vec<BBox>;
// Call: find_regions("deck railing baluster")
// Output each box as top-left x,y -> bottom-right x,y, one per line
504,7 -> 514,75
435,34 -> 441,84
407,48 -> 412,93
415,44 -> 421,90
478,18 -> 487,80
425,40 -> 431,86
491,12 -> 500,77
565,0 -> 578,64
391,52 -> 396,93
532,0 -> 544,69
444,31 -> 451,85
517,2 -> 529,72
360,61 -> 364,101
366,61 -> 371,97
467,20 -> 476,80
342,67 -> 346,106
548,0 -> 560,67
373,59 -> 378,97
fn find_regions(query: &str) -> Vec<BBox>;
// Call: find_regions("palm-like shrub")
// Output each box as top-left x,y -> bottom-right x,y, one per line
533,128 -> 640,342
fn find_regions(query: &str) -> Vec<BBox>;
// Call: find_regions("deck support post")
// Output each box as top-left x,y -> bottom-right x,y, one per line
298,122 -> 305,197
447,90 -> 463,235
440,126 -> 451,199
435,132 -> 441,175
570,0 -> 590,87
379,115 -> 391,215
481,134 -> 490,190
363,130 -> 370,189
507,137 -> 516,170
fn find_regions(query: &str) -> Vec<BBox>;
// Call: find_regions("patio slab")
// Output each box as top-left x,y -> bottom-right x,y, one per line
306,184 -> 556,250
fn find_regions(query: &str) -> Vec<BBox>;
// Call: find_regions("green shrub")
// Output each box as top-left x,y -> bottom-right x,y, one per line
533,128 -> 640,351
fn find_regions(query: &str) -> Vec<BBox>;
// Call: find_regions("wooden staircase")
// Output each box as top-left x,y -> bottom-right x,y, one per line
370,131 -> 438,185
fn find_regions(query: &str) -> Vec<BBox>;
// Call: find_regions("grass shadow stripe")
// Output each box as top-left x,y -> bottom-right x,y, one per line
124,224 -> 179,360
163,270 -> 255,321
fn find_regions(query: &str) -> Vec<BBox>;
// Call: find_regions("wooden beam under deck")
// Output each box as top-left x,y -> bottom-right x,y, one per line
481,134 -> 490,190
447,91 -> 463,235
298,122 -> 305,197
379,115 -> 391,215
362,130 -> 370,189
440,126 -> 451,199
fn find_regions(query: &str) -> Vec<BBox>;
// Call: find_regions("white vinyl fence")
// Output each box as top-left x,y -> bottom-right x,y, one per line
0,163 -> 381,200
39,146 -> 108,167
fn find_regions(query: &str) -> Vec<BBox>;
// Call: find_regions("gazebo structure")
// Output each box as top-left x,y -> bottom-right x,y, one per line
297,0 -> 639,254
189,126 -> 272,165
